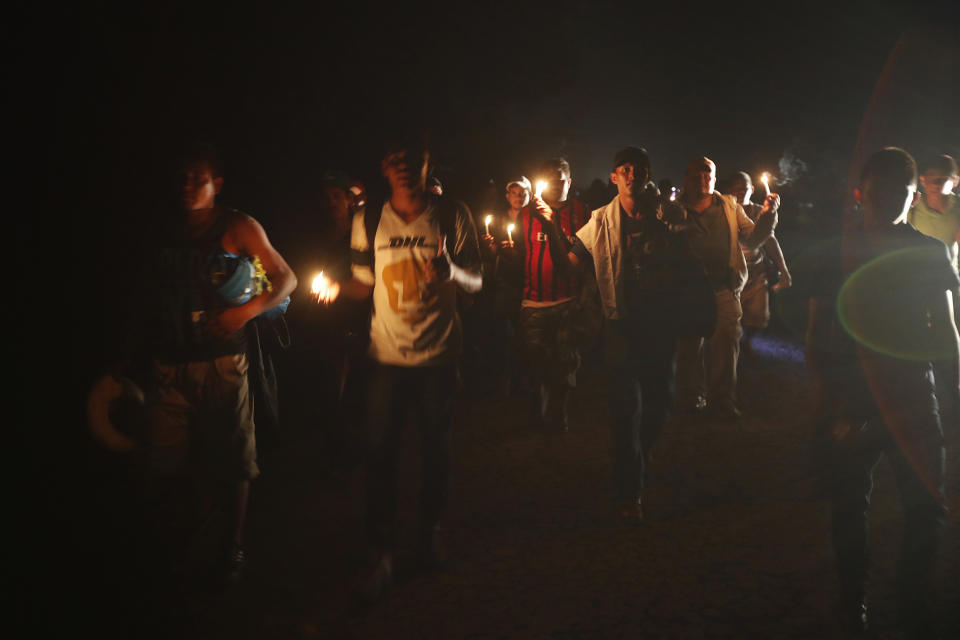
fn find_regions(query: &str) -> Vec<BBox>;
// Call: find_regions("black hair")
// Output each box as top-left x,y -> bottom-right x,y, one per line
540,157 -> 571,179
381,130 -> 429,162
612,147 -> 651,177
859,147 -> 917,189
919,153 -> 958,177
176,142 -> 223,178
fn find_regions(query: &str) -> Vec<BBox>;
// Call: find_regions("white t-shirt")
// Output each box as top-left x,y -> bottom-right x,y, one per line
351,201 -> 479,366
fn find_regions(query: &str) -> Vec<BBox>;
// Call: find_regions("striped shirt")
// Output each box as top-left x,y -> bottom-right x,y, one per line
520,199 -> 588,303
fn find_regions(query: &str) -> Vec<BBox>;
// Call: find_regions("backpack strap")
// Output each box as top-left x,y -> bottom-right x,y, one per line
434,195 -> 458,255
353,197 -> 383,273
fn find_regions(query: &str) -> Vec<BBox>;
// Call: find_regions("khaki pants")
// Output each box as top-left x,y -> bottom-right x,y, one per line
676,289 -> 743,409
146,353 -> 259,481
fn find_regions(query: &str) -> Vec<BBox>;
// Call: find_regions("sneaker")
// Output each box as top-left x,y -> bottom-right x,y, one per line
678,395 -> 707,415
837,599 -> 867,634
354,551 -> 393,605
222,542 -> 246,584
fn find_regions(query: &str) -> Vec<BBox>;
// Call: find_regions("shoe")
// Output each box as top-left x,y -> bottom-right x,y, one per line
354,551 -> 393,605
617,500 -> 644,525
221,542 -> 246,584
679,395 -> 707,415
419,526 -> 446,570
837,599 -> 867,634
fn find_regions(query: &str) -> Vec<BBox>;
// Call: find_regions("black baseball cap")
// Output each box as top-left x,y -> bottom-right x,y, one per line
613,147 -> 650,171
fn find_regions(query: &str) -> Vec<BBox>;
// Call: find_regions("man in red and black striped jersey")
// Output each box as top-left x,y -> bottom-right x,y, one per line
501,157 -> 588,431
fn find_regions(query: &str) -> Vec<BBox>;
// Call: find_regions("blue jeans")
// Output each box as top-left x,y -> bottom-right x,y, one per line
604,319 -> 676,502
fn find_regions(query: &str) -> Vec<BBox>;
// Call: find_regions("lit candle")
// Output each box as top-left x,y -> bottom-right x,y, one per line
507,223 -> 515,244
535,180 -> 547,198
669,187 -> 677,202
484,214 -> 493,235
311,271 -> 330,303
760,173 -> 771,198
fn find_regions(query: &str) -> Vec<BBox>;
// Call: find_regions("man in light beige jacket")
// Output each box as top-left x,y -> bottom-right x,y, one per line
676,157 -> 779,417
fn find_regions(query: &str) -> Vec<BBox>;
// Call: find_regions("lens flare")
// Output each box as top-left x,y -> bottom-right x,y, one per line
838,246 -> 955,361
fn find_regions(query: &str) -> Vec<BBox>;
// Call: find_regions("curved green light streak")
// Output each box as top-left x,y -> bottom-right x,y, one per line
837,245 -> 951,362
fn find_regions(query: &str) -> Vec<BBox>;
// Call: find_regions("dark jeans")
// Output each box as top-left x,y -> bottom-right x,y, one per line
829,409 -> 946,624
604,319 -> 676,503
364,363 -> 458,548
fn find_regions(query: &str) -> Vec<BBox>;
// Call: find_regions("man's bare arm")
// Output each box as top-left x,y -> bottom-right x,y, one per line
449,262 -> 483,293
740,196 -> 779,250
930,289 -> 960,426
233,214 -> 298,312
764,234 -> 792,287
532,197 -> 583,273
211,213 -> 298,335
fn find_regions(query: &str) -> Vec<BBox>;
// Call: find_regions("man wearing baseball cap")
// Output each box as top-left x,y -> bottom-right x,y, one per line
535,146 -> 702,522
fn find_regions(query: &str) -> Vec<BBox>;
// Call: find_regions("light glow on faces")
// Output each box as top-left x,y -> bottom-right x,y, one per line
942,179 -> 956,195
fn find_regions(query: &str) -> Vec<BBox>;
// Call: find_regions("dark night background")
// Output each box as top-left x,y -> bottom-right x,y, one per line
19,0 -> 960,634
45,0 -> 954,359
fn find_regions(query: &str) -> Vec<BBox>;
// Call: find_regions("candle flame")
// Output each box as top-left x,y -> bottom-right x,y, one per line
311,271 -> 330,302
535,181 -> 547,198
506,223 -> 515,242
485,214 -> 493,225
761,173 -> 770,185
